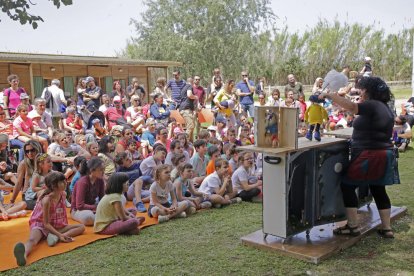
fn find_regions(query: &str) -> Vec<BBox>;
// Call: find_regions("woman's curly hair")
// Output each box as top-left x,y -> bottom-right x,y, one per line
355,76 -> 393,104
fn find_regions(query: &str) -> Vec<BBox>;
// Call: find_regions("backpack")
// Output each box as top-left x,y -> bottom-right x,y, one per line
43,88 -> 54,109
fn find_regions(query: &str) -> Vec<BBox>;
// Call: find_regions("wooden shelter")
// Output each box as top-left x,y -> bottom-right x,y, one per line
0,52 -> 182,102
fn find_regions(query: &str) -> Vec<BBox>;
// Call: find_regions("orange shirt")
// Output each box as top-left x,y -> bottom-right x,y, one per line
206,159 -> 233,176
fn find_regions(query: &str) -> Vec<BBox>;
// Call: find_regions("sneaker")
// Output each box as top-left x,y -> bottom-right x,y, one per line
158,215 -> 169,223
135,201 -> 147,213
230,197 -> 242,204
47,233 -> 59,247
200,201 -> 212,209
186,206 -> 196,215
177,212 -> 187,218
14,242 -> 26,266
314,131 -> 321,141
305,131 -> 312,141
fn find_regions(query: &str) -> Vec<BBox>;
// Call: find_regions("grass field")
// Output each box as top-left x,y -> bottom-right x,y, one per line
4,147 -> 414,275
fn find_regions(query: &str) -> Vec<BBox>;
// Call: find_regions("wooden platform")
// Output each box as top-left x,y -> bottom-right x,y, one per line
241,205 -> 407,264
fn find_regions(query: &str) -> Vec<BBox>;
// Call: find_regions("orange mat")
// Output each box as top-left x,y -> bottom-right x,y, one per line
0,195 -> 157,271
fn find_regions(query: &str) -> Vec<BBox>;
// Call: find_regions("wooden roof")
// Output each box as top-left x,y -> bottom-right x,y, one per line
0,52 -> 182,67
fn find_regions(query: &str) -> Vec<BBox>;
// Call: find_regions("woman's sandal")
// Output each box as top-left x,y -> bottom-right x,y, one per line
377,229 -> 394,239
333,224 -> 361,236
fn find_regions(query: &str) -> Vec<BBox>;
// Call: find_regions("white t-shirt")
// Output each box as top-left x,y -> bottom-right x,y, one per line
164,151 -> 190,166
139,156 -> 161,176
149,181 -> 174,205
199,171 -> 222,195
232,166 -> 251,193
41,85 -> 66,117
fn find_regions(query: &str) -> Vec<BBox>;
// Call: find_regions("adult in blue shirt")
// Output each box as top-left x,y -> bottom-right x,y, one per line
141,118 -> 157,147
150,93 -> 171,126
165,70 -> 186,110
236,71 -> 256,118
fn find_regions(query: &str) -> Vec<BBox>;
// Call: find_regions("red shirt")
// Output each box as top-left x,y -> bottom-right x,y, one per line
104,107 -> 126,129
193,85 -> 205,106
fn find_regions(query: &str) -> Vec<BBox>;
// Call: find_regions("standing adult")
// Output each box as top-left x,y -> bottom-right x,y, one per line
41,79 -> 67,127
127,77 -> 146,103
193,75 -> 206,135
3,74 -> 26,119
206,76 -> 223,109
179,78 -> 198,142
284,74 -> 304,100
236,71 -> 255,119
320,77 -> 397,238
28,98 -> 53,140
76,78 -> 87,107
214,79 -> 237,128
151,77 -> 171,105
83,77 -> 102,110
256,77 -> 266,95
109,80 -> 128,108
165,70 -> 186,110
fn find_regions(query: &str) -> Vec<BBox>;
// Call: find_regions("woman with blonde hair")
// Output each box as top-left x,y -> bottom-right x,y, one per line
312,77 -> 324,94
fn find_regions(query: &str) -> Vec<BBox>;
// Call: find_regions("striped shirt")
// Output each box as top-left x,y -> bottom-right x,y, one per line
166,79 -> 186,103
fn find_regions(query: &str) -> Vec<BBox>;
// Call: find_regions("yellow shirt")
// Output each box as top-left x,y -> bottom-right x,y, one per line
214,89 -> 233,117
304,104 -> 328,125
94,193 -> 122,232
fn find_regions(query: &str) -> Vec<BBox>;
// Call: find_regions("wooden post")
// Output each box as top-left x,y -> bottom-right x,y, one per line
29,63 -> 35,101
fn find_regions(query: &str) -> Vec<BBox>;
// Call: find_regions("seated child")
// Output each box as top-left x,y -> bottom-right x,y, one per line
94,173 -> 145,235
174,164 -> 212,210
224,128 -> 241,146
165,139 -> 190,165
115,152 -> 141,198
198,158 -> 241,208
231,151 -> 262,202
206,145 -> 221,176
69,156 -> 87,194
25,153 -> 52,206
131,145 -> 167,212
170,153 -> 186,182
14,172 -> 85,266
189,139 -> 209,186
125,139 -> 142,161
148,164 -> 191,223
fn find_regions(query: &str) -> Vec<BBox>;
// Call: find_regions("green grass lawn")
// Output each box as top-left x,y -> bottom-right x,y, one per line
5,148 -> 414,275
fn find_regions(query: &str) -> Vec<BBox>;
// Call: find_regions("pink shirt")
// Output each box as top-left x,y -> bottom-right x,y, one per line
29,192 -> 68,232
13,116 -> 33,137
5,87 -> 25,117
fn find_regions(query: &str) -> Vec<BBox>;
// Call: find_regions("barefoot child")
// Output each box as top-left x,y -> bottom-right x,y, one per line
14,172 -> 85,266
0,181 -> 27,220
94,173 -> 145,235
148,164 -> 190,223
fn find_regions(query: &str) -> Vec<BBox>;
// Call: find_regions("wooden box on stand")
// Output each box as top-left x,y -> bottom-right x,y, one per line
253,106 -> 299,149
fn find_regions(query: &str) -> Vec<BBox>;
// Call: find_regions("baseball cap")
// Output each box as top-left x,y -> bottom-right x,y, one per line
216,116 -> 227,124
28,111 -> 41,119
85,76 -> 95,83
20,93 -> 29,100
207,125 -> 217,132
113,96 -> 121,103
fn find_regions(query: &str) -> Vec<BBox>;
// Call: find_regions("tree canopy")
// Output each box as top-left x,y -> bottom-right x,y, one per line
125,0 -> 413,85
0,0 -> 72,29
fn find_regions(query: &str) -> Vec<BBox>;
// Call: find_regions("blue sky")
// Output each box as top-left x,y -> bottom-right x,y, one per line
0,0 -> 412,56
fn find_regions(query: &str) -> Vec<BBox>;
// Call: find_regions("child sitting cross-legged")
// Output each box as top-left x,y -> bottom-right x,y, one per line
114,152 -> 141,200
198,158 -> 242,208
1,181 -> 27,221
231,151 -> 262,202
148,164 -> 191,223
170,153 -> 187,182
14,172 -> 85,266
174,163 -> 212,210
94,173 -> 145,235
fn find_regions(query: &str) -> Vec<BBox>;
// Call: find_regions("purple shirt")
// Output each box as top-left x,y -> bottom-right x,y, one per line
71,176 -> 105,211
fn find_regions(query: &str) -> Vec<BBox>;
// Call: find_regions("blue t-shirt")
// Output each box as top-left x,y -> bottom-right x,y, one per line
118,162 -> 141,184
69,171 -> 81,193
236,80 -> 255,105
141,130 -> 156,146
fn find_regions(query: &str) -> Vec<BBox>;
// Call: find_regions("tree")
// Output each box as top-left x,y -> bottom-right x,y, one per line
124,0 -> 276,84
0,0 -> 72,29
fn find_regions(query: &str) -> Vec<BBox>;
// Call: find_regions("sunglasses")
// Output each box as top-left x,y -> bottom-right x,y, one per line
161,133 -> 168,136
114,101 -> 121,104
194,79 -> 200,81
25,148 -> 36,154
242,75 -> 248,77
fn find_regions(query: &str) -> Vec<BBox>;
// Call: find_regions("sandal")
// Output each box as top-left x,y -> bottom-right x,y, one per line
333,224 -> 361,236
377,229 -> 394,239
